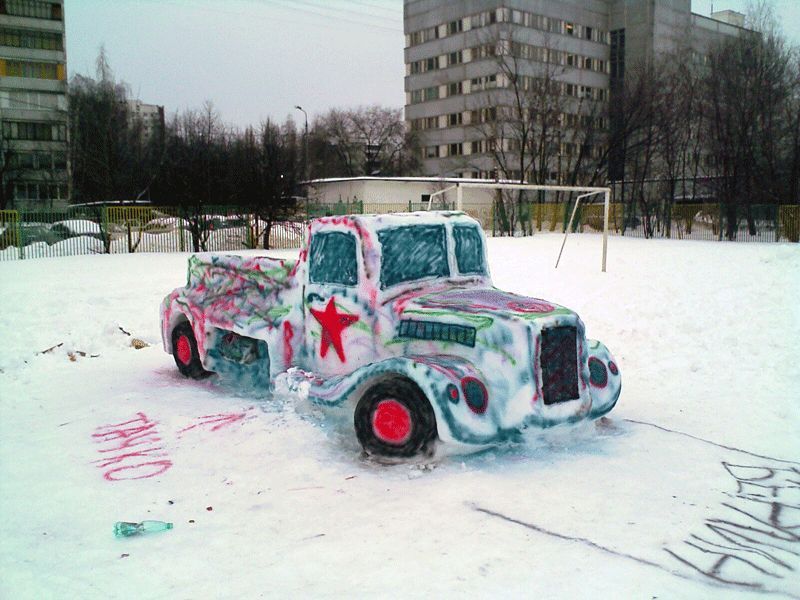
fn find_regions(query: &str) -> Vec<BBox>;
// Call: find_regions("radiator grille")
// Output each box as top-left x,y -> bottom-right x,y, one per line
540,326 -> 579,405
398,319 -> 476,347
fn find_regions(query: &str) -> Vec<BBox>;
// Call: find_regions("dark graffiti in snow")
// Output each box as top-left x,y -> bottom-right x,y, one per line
666,461 -> 800,594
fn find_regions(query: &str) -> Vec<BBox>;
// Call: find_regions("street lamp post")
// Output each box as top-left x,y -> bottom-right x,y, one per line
294,105 -> 308,181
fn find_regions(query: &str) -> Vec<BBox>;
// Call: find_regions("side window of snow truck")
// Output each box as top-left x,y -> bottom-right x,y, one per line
309,231 -> 358,286
453,224 -> 486,275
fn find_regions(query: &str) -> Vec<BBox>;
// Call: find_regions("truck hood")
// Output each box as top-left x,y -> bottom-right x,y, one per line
394,286 -> 575,322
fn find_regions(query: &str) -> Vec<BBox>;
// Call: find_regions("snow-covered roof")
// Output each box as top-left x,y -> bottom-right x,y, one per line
303,176 -> 521,185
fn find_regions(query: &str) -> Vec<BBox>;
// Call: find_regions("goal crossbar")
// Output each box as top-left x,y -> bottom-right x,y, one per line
427,182 -> 611,272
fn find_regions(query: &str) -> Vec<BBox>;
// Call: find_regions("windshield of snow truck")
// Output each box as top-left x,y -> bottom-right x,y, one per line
378,223 -> 486,289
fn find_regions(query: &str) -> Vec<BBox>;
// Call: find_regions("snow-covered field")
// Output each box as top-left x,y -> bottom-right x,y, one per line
1,234 -> 798,599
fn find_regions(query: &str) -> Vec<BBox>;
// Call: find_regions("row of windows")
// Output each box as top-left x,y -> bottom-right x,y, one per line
411,111 -> 607,132
6,150 -> 67,169
407,11 -> 489,46
410,43 -> 606,76
471,169 -> 571,182
510,42 -> 608,74
2,120 -> 67,141
0,26 -> 63,50
0,0 -> 62,20
0,89 -> 66,110
426,140 -> 606,159
513,76 -> 607,101
408,76 -> 606,105
506,7 -> 607,43
0,58 -> 65,80
407,7 -> 608,47
12,181 -> 67,201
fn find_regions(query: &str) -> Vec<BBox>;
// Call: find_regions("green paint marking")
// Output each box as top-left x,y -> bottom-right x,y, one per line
474,338 -> 518,365
267,305 -> 291,319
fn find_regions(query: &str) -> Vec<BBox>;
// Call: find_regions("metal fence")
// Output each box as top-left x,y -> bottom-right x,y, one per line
1,201 -> 797,261
0,206 -> 307,260
488,201 -> 799,243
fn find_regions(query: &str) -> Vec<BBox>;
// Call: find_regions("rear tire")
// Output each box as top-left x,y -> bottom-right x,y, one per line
354,378 -> 437,458
171,322 -> 208,379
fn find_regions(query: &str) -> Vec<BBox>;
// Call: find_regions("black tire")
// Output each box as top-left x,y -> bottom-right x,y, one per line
354,378 -> 437,458
171,322 -> 208,379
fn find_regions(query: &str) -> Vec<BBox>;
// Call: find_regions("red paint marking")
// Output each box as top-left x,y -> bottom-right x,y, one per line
93,422 -> 157,441
93,446 -> 166,469
309,297 -> 359,362
93,413 -> 171,482
176,335 -> 192,364
99,413 -> 149,429
104,460 -> 173,481
283,320 -> 294,366
372,399 -> 412,445
461,376 -> 489,414
178,412 -> 248,435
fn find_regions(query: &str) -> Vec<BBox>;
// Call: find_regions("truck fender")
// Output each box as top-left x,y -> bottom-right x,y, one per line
160,291 -> 204,358
307,355 -> 503,445
585,339 -> 622,419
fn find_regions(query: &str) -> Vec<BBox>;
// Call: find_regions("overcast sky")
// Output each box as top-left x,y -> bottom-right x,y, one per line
65,0 -> 800,129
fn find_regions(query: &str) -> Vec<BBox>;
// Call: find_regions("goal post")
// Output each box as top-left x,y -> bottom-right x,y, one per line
427,182 -> 612,272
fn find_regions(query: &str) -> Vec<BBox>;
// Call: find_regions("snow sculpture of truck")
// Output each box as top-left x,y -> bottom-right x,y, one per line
161,211 -> 621,457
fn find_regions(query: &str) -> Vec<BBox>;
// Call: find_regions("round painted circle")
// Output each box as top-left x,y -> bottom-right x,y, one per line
371,399 -> 413,445
608,361 -> 619,375
588,357 -> 608,388
176,335 -> 193,365
445,383 -> 460,404
462,377 -> 488,414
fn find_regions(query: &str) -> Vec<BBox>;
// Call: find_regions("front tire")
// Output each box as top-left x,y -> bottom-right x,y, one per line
354,378 -> 437,458
171,322 -> 208,379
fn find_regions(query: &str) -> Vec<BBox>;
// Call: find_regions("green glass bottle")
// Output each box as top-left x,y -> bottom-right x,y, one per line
114,520 -> 174,538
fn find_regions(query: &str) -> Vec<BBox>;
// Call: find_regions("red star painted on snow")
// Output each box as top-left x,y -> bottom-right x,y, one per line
310,297 -> 359,362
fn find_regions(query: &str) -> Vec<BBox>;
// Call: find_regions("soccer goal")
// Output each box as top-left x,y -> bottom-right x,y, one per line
427,182 -> 612,272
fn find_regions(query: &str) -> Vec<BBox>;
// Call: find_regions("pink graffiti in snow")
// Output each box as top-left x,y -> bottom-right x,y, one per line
177,411 -> 249,436
92,412 -> 172,481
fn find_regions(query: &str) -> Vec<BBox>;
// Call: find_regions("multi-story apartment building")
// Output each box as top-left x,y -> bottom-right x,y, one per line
0,0 -> 68,209
127,99 -> 165,145
404,0 -> 748,180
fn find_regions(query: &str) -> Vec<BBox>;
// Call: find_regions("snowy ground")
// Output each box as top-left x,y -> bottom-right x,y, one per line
1,234 -> 798,599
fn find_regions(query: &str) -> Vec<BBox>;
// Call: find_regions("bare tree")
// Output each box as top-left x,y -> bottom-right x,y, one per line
704,26 -> 794,238
68,48 -> 155,205
230,119 -> 299,249
471,29 -> 608,235
311,105 -> 417,178
155,101 -> 229,251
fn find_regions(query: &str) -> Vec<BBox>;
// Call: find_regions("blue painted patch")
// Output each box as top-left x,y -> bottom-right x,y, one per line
378,224 -> 448,288
206,328 -> 271,391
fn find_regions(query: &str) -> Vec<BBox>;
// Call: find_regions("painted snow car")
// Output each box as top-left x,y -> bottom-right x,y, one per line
161,211 -> 620,457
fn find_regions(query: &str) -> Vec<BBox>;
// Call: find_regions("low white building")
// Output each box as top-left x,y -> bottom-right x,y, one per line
303,176 -> 499,226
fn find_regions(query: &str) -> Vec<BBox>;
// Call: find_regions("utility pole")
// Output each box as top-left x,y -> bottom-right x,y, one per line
294,105 -> 308,181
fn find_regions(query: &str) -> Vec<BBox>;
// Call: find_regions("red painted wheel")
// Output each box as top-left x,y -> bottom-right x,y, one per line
171,322 -> 209,379
354,378 -> 437,458
176,335 -> 193,365
372,399 -> 413,445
